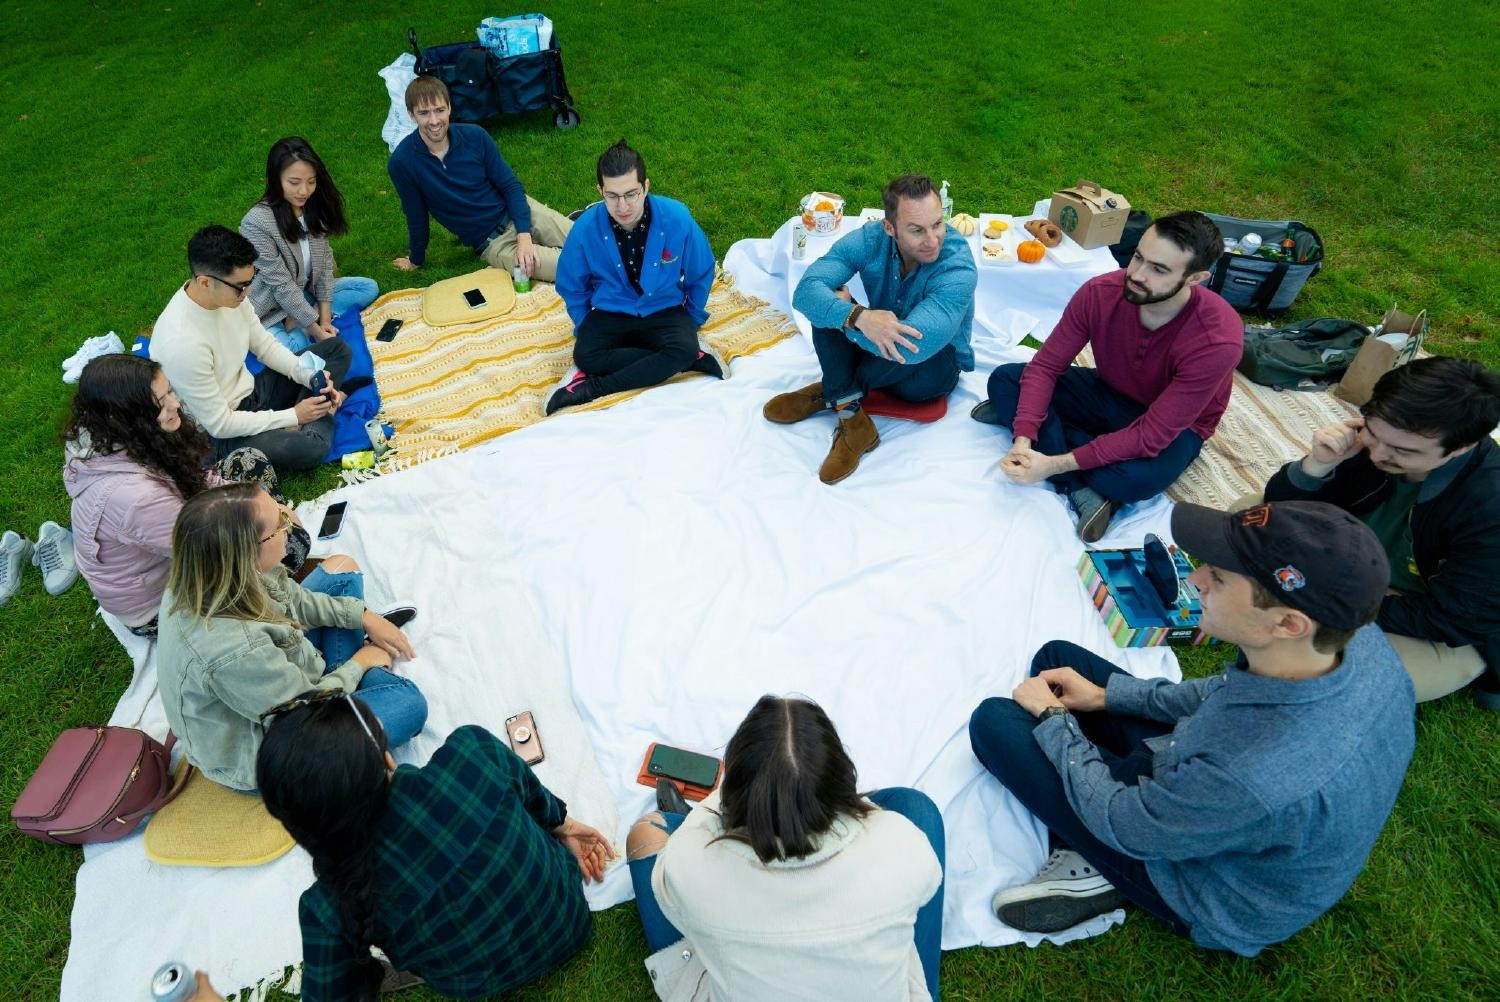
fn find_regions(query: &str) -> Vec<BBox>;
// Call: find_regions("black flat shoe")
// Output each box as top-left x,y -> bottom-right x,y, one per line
381,606 -> 417,630
656,778 -> 691,816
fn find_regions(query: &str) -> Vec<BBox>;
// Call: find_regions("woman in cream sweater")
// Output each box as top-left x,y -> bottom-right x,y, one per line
627,696 -> 945,1001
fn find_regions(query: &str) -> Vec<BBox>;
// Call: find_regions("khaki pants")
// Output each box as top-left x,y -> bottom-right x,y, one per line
1384,633 -> 1486,702
478,196 -> 573,282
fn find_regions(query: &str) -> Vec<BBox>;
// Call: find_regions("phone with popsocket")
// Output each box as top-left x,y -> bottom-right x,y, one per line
506,711 -> 545,765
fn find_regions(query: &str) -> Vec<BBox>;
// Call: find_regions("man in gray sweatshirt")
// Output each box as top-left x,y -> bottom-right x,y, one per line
969,500 -> 1415,956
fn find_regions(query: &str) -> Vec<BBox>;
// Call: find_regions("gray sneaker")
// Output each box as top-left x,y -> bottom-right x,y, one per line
992,849 -> 1127,933
1,531 -> 34,606
1070,487 -> 1115,544
32,521 -> 79,596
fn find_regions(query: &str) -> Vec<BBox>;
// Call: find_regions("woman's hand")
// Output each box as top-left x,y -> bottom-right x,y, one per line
308,320 -> 339,341
553,815 -> 616,883
363,610 -> 416,661
352,644 -> 394,670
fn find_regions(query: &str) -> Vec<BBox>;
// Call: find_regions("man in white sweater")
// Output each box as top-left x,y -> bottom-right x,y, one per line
151,225 -> 350,471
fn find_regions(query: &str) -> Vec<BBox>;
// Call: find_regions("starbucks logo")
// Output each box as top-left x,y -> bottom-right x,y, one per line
1059,205 -> 1079,232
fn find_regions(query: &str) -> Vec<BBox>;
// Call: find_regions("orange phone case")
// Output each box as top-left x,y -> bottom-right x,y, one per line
636,742 -> 722,801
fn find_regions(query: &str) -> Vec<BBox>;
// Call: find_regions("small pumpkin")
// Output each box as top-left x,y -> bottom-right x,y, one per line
949,213 -> 977,236
1017,240 -> 1046,264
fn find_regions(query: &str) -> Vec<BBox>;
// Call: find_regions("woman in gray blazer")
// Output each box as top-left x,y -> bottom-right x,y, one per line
241,136 -> 378,353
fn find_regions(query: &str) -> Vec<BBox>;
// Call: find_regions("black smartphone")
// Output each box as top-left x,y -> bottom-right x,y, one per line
648,744 -> 720,788
463,288 -> 487,309
375,318 -> 404,342
308,370 -> 329,395
317,501 -> 348,540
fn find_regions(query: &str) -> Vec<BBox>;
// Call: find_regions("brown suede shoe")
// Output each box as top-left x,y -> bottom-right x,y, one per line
819,408 -> 880,484
763,381 -> 826,424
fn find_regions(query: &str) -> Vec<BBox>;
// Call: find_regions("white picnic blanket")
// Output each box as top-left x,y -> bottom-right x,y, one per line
62,320 -> 1190,999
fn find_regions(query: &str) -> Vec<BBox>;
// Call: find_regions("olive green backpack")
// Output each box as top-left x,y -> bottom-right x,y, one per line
1237,318 -> 1370,390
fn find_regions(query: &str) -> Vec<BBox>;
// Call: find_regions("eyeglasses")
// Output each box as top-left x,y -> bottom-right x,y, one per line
260,689 -> 383,757
602,188 -> 644,206
202,272 -> 256,296
259,506 -> 295,543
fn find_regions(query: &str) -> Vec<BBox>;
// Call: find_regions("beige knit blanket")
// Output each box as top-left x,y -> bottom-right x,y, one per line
363,274 -> 796,458
1168,372 -> 1359,508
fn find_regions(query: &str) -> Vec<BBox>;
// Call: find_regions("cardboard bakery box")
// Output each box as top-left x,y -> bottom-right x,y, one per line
1048,180 -> 1131,249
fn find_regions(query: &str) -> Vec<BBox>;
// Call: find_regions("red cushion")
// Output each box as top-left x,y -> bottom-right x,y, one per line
861,390 -> 949,423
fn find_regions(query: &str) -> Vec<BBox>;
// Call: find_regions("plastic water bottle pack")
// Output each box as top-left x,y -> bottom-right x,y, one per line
477,14 -> 553,57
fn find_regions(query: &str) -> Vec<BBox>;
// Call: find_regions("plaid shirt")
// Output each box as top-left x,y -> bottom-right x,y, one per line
297,726 -> 591,1000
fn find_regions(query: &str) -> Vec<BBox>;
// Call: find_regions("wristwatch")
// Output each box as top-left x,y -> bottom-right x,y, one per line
1037,706 -> 1069,725
844,304 -> 865,330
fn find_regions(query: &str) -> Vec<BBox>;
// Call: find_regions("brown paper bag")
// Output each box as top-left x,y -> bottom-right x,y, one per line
1333,305 -> 1426,406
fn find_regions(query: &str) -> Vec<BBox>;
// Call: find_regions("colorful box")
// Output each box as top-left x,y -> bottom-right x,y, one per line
1076,546 -> 1215,649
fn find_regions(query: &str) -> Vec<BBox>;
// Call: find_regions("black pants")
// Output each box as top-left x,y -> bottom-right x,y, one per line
574,307 -> 700,396
212,337 -> 353,472
811,326 -> 960,407
968,641 -> 1190,935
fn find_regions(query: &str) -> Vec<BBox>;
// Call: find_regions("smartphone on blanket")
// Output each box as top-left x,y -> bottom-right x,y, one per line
506,711 -> 545,765
317,501 -> 348,540
646,743 -> 721,789
463,288 -> 488,310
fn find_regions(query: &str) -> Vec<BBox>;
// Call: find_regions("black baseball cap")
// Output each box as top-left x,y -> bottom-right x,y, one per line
1170,501 -> 1389,630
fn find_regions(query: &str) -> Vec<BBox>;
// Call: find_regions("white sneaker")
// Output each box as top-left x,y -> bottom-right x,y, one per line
991,848 -> 1127,933
1,531 -> 34,606
32,522 -> 79,596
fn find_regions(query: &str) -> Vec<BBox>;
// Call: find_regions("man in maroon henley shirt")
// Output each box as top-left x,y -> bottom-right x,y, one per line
972,211 -> 1242,541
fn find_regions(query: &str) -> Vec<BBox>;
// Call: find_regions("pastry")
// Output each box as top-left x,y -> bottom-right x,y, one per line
983,219 -> 1009,239
1024,219 -> 1063,247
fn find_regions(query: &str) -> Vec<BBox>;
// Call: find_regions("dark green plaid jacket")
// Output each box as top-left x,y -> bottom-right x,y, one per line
297,725 -> 591,999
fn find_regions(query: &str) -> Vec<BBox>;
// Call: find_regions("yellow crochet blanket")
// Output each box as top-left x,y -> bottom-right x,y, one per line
363,274 -> 795,459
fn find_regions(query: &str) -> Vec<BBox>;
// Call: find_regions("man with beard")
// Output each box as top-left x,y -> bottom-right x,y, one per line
764,173 -> 977,484
972,212 -> 1239,541
1264,356 -> 1500,710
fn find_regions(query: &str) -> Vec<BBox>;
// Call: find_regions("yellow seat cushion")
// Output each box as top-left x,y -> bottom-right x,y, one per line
421,267 -> 516,326
143,764 -> 295,868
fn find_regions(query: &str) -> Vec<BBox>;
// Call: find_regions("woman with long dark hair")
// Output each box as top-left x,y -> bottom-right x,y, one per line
157,483 -> 426,792
241,136 -> 377,353
627,696 -> 946,1001
257,692 -> 614,1001
63,353 -> 307,636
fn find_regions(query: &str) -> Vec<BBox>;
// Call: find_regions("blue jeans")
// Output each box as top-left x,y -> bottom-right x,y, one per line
968,641 -> 1189,935
301,565 -> 365,669
812,326 -> 960,408
264,276 -> 379,353
628,787 -> 945,999
302,565 -> 427,749
985,363 -> 1203,504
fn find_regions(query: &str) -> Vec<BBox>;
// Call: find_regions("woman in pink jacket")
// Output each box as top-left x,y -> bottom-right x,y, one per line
63,354 -> 307,636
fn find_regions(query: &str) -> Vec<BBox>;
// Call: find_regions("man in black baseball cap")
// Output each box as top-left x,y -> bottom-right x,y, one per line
968,500 -> 1415,956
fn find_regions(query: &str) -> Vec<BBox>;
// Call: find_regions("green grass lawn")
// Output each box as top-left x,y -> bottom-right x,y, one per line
2,1 -> 1498,999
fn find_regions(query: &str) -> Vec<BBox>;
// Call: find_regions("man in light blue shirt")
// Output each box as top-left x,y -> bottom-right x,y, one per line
764,174 -> 977,484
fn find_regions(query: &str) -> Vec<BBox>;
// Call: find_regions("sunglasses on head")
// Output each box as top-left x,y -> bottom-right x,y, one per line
260,689 -> 383,756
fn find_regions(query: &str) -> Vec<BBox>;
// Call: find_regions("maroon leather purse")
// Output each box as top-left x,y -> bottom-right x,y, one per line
11,726 -> 188,846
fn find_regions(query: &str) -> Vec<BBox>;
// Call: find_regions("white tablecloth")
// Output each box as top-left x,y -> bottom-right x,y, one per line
723,199 -> 1119,352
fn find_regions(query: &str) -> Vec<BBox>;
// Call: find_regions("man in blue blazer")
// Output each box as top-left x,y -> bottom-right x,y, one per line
548,140 -> 723,415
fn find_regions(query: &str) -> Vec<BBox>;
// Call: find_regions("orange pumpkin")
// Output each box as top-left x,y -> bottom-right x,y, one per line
1017,240 -> 1046,264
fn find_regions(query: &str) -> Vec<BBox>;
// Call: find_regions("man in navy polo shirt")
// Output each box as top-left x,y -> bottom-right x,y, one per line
546,139 -> 721,415
388,76 -> 572,281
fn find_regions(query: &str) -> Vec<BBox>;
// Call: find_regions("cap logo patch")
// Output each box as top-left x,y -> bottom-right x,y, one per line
1274,565 -> 1306,591
1240,505 -> 1271,528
